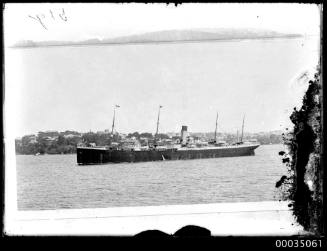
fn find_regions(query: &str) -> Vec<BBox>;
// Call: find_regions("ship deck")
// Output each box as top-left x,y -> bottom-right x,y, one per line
176,144 -> 260,151
76,144 -> 260,151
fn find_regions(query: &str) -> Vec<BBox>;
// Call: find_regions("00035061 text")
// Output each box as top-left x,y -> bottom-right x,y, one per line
275,239 -> 323,248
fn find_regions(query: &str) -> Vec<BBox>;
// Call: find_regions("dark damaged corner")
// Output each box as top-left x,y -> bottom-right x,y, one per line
276,67 -> 323,235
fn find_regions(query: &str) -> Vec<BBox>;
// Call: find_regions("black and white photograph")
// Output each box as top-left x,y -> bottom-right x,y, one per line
3,3 -> 324,241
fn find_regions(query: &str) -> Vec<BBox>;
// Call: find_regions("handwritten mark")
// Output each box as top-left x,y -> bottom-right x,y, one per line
59,8 -> 67,21
49,10 -> 55,20
28,8 -> 68,30
28,14 -> 47,30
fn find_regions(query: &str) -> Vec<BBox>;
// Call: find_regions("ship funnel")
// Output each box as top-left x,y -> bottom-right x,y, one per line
181,126 -> 188,146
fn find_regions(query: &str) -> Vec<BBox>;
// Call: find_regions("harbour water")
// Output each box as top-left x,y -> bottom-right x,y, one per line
17,144 -> 288,211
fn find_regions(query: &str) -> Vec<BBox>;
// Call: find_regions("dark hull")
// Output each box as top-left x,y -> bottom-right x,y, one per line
77,144 -> 260,165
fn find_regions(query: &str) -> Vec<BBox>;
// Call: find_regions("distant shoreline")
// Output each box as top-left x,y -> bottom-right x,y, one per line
11,34 -> 303,49
15,143 -> 283,156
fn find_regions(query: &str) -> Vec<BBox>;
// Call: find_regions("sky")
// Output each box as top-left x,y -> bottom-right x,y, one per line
4,3 -> 320,45
4,3 -> 321,137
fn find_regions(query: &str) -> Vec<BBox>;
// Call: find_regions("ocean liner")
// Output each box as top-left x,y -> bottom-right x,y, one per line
76,107 -> 260,165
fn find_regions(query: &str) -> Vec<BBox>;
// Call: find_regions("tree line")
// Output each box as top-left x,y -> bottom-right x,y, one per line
15,131 -> 167,155
15,130 -> 283,155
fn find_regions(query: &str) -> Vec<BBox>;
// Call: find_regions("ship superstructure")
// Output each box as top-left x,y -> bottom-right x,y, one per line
76,107 -> 259,164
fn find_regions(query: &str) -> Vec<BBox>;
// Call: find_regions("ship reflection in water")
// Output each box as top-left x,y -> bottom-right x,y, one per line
77,108 -> 260,165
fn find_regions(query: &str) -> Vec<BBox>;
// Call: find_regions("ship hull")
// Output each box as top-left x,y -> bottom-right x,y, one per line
76,144 -> 260,165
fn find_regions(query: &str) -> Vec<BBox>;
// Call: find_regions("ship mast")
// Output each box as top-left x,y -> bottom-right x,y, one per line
111,104 -> 120,135
155,105 -> 162,139
214,112 -> 218,143
240,114 -> 245,142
